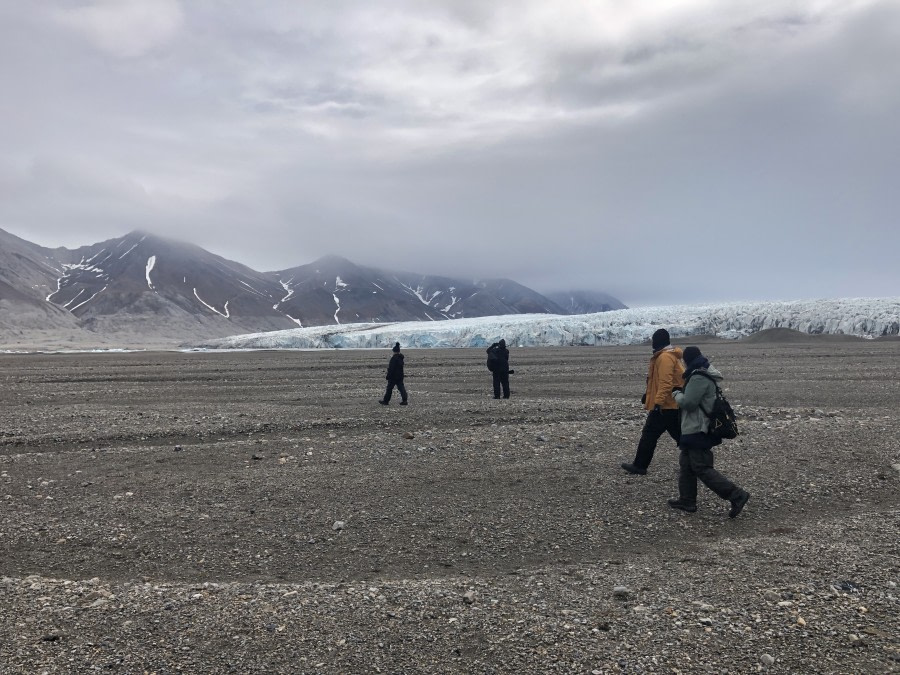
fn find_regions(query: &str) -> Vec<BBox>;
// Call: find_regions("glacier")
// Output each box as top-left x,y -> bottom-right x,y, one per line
190,297 -> 900,350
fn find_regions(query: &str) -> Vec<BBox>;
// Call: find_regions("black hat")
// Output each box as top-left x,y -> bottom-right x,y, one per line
392,342 -> 400,353
682,346 -> 702,364
651,329 -> 670,351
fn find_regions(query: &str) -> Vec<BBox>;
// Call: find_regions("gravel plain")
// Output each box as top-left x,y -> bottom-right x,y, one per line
1,339 -> 898,673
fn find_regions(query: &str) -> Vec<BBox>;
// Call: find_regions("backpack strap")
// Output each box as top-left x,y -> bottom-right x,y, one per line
686,370 -> 720,420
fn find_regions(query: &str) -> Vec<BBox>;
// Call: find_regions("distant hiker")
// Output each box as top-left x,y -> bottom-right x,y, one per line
379,342 -> 408,406
486,339 -> 512,399
668,347 -> 750,518
621,329 -> 684,475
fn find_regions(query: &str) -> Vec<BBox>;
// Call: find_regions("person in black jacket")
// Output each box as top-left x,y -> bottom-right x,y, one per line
486,339 -> 512,399
379,342 -> 408,405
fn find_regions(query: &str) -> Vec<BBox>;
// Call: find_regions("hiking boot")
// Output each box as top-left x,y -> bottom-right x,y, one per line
378,400 -> 389,406
729,491 -> 750,518
668,498 -> 697,513
620,463 -> 647,475
399,401 -> 408,406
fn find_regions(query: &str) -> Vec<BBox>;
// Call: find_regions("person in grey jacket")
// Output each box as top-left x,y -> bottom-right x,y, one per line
668,346 -> 749,518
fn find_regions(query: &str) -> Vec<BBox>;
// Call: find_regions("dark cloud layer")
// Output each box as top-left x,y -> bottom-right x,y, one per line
1,1 -> 897,305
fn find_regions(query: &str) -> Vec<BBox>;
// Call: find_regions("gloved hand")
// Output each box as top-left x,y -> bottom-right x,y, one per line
671,387 -> 683,394
508,369 -> 515,375
641,393 -> 647,405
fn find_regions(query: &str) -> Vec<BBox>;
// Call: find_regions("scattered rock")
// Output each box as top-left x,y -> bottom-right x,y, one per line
462,590 -> 476,604
763,590 -> 780,602
612,586 -> 632,600
174,445 -> 184,452
760,653 -> 776,666
332,521 -> 345,531
403,432 -> 415,439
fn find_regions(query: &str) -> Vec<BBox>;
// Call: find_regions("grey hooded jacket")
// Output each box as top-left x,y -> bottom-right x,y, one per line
672,365 -> 724,435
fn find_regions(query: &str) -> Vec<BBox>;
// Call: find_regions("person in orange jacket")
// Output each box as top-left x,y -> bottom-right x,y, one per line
621,329 -> 685,475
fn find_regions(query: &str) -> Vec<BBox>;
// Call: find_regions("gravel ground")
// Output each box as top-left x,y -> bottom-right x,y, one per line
1,342 -> 898,673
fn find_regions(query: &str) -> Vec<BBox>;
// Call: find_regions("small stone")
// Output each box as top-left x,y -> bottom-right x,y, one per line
403,432 -> 415,440
332,521 -> 345,531
796,616 -> 806,627
251,454 -> 263,460
891,463 -> 900,474
612,586 -> 631,600
699,617 -> 713,626
763,590 -> 780,602
462,590 -> 476,604
174,445 -> 183,452
776,600 -> 793,607
760,654 -> 775,666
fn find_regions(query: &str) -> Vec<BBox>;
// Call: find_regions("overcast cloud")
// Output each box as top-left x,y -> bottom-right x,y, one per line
0,0 -> 897,305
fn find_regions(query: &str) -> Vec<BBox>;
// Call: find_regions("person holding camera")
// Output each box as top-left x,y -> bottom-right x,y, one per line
379,342 -> 408,406
486,339 -> 513,399
621,328 -> 684,475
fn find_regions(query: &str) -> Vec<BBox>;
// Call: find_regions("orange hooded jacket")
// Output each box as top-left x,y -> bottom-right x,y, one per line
644,346 -> 685,410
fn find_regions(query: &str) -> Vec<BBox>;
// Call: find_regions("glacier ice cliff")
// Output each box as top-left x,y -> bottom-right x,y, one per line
190,297 -> 900,350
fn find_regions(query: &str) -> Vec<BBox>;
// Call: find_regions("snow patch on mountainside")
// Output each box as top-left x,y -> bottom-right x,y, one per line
119,242 -> 140,259
398,279 -> 442,308
191,298 -> 900,350
70,285 -> 108,312
193,289 -> 229,318
145,256 -> 156,291
45,256 -> 112,310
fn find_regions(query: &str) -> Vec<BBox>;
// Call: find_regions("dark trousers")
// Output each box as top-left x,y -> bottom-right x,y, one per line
631,409 -> 681,470
678,445 -> 740,504
383,381 -> 407,403
492,371 -> 510,398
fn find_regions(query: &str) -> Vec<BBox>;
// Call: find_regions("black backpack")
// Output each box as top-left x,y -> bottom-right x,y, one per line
691,371 -> 739,440
486,348 -> 498,372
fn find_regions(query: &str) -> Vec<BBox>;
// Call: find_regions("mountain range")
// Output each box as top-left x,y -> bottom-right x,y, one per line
0,228 -> 625,348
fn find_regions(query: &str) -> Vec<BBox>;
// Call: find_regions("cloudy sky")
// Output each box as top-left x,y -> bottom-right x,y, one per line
1,1 -> 897,306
